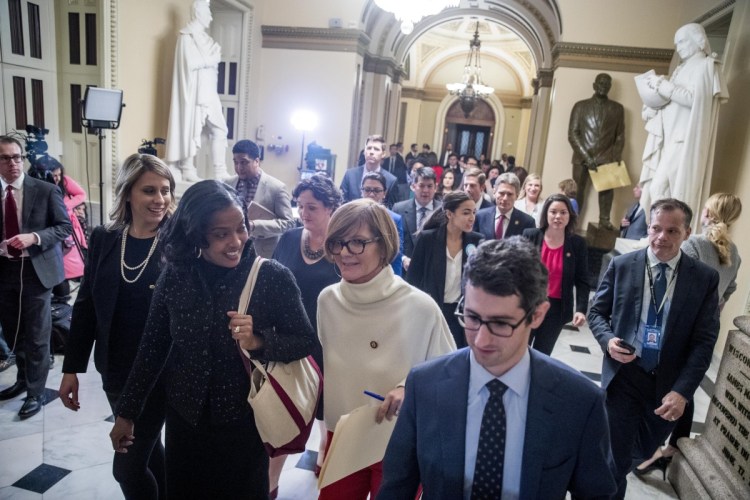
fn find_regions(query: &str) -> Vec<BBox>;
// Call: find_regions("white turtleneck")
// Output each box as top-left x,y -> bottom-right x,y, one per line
317,266 -> 456,430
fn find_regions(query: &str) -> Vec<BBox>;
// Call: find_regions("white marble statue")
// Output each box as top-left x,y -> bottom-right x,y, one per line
165,0 -> 229,182
638,23 -> 728,226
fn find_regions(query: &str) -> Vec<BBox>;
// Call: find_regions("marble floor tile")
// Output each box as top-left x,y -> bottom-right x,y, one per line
0,433 -> 43,488
0,485 -> 41,500
42,421 -> 116,471
42,462 -> 123,500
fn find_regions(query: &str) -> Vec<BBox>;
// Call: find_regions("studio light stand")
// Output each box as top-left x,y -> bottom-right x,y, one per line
81,87 -> 124,225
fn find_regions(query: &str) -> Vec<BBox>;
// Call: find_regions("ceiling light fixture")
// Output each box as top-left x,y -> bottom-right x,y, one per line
446,22 -> 495,117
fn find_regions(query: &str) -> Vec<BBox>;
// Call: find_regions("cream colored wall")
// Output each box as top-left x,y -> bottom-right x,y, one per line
540,68 -> 646,227
500,107 -> 523,159
401,98 -> 422,149
516,107 -> 531,166
259,0 -> 364,28
416,101 -> 440,147
256,48 -> 358,188
116,0 -> 191,163
559,0 -> 720,47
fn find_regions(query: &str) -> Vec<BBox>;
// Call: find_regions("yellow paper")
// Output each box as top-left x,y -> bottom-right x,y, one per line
588,161 -> 632,192
317,404 -> 397,489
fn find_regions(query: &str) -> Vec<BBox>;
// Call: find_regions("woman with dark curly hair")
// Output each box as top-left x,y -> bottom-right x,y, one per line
110,180 -> 315,498
268,174 -> 342,496
522,193 -> 589,355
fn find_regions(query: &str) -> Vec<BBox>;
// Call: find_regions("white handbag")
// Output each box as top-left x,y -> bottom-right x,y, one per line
237,257 -> 322,457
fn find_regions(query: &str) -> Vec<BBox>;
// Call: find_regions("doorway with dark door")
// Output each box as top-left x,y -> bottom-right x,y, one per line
443,98 -> 495,161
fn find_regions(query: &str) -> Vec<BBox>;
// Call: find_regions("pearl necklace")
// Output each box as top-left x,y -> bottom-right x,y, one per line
302,231 -> 325,260
120,225 -> 159,284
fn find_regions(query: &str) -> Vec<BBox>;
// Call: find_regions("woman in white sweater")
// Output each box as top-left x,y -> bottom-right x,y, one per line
317,198 -> 456,499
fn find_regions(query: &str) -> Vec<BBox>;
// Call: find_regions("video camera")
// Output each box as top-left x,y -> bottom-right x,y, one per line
138,137 -> 166,156
23,125 -> 56,183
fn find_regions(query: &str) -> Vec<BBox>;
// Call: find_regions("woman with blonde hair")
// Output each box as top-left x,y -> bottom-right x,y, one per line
635,192 -> 742,479
61,153 -> 175,499
515,173 -> 545,226
317,198 -> 455,499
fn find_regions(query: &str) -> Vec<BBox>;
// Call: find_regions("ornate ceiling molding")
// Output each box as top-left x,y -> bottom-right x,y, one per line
553,42 -> 673,74
693,0 -> 734,24
261,26 -> 370,55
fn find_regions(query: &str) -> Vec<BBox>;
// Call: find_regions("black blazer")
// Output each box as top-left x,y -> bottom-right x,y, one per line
406,226 -> 483,305
474,207 -> 535,241
620,201 -> 648,239
62,226 -> 161,389
523,228 -> 589,323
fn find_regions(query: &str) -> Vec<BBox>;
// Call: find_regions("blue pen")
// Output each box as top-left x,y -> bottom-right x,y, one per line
364,390 -> 385,401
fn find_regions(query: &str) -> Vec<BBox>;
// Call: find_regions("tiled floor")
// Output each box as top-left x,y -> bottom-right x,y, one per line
0,323 -> 714,499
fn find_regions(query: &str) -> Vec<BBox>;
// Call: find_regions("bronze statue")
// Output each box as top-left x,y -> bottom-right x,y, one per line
568,73 -> 625,230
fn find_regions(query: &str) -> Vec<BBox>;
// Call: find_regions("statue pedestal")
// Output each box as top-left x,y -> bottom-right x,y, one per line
585,222 -> 618,251
669,318 -> 750,499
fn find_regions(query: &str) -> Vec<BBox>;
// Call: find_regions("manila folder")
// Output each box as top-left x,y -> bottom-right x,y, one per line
318,404 -> 397,489
589,161 -> 632,192
246,201 -> 275,221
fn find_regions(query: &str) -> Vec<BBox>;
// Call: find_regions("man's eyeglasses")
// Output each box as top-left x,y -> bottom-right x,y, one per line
326,237 -> 381,256
361,187 -> 384,195
454,296 -> 532,338
0,155 -> 25,164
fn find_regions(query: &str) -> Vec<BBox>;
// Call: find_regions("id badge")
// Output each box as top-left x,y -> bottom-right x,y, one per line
643,325 -> 661,350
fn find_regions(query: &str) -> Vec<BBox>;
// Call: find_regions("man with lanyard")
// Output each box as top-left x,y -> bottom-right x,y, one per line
588,198 -> 720,499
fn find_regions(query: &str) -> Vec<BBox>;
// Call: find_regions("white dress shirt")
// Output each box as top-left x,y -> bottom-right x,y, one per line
635,247 -> 680,356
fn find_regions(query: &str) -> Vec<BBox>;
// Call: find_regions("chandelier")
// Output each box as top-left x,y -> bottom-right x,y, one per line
446,23 -> 494,118
373,0 -> 458,35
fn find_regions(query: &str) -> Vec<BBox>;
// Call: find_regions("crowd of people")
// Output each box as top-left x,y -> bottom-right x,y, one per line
0,132 -> 743,499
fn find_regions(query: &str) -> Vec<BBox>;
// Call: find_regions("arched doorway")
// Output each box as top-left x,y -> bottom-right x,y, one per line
358,1 -> 561,170
445,99 -> 495,159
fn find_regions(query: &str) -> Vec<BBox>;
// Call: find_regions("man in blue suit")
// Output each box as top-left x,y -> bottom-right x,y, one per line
474,172 -> 536,240
340,135 -> 397,206
589,198 -> 719,499
619,183 -> 648,239
379,237 -> 616,499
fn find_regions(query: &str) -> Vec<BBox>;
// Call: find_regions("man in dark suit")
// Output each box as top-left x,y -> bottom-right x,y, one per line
620,183 -> 648,239
340,135 -> 397,204
379,238 -> 616,499
475,172 -> 536,240
392,166 -> 439,272
462,168 -> 493,211
384,143 -> 409,203
440,143 -> 454,167
0,136 -> 72,419
589,198 -> 720,499
404,143 -> 418,163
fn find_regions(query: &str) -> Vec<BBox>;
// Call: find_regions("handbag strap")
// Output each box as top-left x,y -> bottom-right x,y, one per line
237,256 -> 266,375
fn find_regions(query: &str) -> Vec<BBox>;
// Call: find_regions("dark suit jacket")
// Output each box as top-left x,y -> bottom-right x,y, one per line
406,226 -> 483,305
588,248 -> 720,399
477,197 -> 493,210
0,176 -> 72,288
474,207 -> 535,241
378,349 -> 617,499
392,199 -> 443,258
620,201 -> 648,239
62,226 -> 161,389
340,165 -> 397,203
384,154 -> 408,184
523,229 -> 589,323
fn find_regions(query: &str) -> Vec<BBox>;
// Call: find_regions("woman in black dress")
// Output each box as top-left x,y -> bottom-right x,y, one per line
407,191 -> 483,348
269,174 -> 342,495
60,153 -> 174,499
110,180 -> 315,499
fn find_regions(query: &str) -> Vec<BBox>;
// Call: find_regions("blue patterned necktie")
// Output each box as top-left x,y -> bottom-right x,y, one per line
641,263 -> 668,371
417,206 -> 428,229
471,379 -> 508,499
